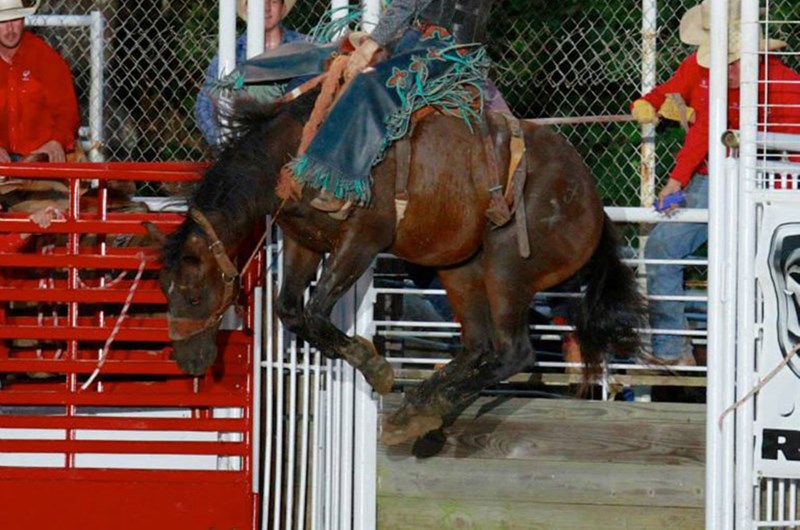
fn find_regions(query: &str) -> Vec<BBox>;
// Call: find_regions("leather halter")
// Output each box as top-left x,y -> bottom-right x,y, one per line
167,208 -> 241,341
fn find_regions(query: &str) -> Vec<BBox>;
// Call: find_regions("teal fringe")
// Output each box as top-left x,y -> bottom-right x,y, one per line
308,8 -> 364,44
290,155 -> 371,205
377,43 -> 491,164
210,8 -> 363,105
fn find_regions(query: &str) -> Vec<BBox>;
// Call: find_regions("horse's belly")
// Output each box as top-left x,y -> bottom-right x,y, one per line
390,204 -> 484,266
386,115 -> 489,266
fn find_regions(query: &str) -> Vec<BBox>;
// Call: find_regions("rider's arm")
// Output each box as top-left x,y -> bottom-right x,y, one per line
370,0 -> 434,48
195,35 -> 248,147
195,54 -> 222,146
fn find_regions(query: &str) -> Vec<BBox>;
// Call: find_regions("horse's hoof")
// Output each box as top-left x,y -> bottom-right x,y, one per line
362,354 -> 394,395
347,336 -> 394,395
380,406 -> 443,446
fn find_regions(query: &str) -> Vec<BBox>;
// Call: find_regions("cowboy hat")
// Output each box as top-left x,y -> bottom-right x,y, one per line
236,0 -> 296,22
680,0 -> 787,67
695,28 -> 787,68
0,0 -> 39,23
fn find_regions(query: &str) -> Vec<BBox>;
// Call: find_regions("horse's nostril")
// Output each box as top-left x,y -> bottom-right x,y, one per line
181,358 -> 206,376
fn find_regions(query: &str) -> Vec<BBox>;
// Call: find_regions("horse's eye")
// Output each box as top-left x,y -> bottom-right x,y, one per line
189,296 -> 201,306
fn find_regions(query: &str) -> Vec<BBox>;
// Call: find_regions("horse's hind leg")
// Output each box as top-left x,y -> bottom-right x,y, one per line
383,239 -> 555,445
382,255 -> 503,444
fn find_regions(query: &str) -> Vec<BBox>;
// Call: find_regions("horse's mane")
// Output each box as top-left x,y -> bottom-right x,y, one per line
161,90 -> 317,270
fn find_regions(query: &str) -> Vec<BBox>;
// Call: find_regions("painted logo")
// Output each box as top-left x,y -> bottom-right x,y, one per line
768,223 -> 800,379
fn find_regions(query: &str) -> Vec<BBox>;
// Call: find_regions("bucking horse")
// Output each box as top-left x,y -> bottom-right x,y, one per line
152,87 -> 645,445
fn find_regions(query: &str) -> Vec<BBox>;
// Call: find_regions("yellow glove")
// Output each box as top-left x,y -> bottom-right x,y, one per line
631,99 -> 658,125
658,96 -> 696,125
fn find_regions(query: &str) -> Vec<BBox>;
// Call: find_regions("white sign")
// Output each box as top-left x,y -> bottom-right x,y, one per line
755,201 -> 800,478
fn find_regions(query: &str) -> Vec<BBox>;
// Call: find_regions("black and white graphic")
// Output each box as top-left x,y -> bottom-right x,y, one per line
768,224 -> 800,379
756,205 -> 800,478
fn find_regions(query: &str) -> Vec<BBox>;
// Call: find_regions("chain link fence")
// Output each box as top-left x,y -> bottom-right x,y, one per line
31,0 -> 800,203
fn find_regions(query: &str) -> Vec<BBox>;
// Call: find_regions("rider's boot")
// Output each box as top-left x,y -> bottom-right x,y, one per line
310,189 -> 346,212
310,189 -> 353,219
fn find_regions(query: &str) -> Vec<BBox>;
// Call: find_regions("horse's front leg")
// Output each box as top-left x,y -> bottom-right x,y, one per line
302,234 -> 394,395
275,237 -> 324,346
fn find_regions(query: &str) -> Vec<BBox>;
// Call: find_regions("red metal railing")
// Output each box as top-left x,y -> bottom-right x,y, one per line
0,162 -> 262,530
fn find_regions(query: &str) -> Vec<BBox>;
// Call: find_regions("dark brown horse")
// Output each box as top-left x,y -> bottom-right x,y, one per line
156,92 -> 644,445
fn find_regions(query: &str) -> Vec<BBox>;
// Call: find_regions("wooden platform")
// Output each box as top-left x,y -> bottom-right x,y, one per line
378,396 -> 705,529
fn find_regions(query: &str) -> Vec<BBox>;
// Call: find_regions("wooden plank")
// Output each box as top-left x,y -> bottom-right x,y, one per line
378,496 -> 704,530
377,452 -> 703,508
395,368 -> 707,387
381,418 -> 703,466
378,397 -> 705,527
382,395 -> 706,425
380,396 -> 704,466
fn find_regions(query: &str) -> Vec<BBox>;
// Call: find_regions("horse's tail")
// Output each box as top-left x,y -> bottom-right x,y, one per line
571,214 -> 646,377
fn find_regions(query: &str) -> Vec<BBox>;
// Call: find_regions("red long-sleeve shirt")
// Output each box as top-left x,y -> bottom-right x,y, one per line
635,52 -> 800,186
0,32 -> 79,156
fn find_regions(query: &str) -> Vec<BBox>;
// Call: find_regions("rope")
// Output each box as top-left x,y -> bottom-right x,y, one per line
276,54 -> 350,201
76,268 -> 131,290
80,252 -> 148,391
298,54 -> 349,156
239,228 -> 270,279
36,244 -> 63,361
717,342 -> 800,430
239,208 -> 281,279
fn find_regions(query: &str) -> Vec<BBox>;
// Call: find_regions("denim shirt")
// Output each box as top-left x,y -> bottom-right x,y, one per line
195,27 -> 306,147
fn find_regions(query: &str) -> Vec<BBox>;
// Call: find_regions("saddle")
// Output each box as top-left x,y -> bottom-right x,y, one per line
250,35 -> 527,248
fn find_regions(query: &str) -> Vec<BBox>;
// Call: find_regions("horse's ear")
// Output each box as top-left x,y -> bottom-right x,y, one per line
142,221 -> 166,245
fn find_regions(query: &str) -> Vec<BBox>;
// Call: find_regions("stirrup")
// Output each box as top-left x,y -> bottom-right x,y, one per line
310,189 -> 346,212
327,199 -> 353,220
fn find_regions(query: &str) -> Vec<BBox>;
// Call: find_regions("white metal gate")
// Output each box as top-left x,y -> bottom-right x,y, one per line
261,231 -> 379,530
706,1 -> 800,528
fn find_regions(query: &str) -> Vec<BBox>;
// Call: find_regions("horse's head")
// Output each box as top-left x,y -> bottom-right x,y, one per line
148,210 -> 241,375
149,97 -> 304,375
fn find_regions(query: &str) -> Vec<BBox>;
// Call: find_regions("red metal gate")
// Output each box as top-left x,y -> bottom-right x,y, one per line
0,162 -> 262,530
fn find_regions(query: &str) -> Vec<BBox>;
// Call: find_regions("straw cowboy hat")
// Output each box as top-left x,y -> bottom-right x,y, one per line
0,0 -> 39,23
236,0 -> 296,21
679,0 -> 787,67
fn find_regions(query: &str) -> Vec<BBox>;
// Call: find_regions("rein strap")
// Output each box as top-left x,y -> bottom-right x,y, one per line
190,209 -> 239,282
167,209 -> 241,341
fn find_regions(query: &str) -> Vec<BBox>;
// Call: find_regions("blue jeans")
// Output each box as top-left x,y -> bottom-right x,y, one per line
645,174 -> 708,360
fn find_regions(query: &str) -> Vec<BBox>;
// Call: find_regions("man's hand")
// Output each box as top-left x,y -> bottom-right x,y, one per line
31,140 -> 66,163
658,97 -> 696,125
631,99 -> 658,125
345,38 -> 381,81
656,178 -> 684,214
0,148 -> 10,163
29,205 -> 64,228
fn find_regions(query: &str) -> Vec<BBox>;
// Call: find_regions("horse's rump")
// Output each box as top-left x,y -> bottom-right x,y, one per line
387,111 -> 603,270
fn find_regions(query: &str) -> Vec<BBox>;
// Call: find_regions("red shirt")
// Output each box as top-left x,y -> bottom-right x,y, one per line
0,32 -> 79,156
635,53 -> 800,186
